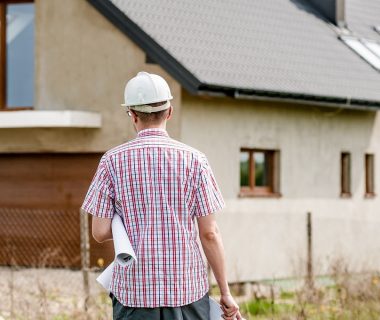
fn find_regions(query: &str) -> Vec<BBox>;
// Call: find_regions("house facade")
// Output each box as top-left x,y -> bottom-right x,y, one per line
1,0 -> 380,282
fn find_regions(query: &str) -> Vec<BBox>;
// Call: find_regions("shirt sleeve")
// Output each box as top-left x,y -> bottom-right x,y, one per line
192,155 -> 225,217
81,155 -> 115,219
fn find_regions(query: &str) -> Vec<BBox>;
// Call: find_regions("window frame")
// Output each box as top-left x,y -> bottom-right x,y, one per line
239,148 -> 280,198
340,152 -> 351,198
365,153 -> 375,198
0,0 -> 34,111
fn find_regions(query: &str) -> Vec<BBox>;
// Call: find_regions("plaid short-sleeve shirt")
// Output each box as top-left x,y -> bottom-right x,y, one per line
82,128 -> 225,308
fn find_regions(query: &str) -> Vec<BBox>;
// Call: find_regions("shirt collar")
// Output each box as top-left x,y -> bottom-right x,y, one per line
137,128 -> 169,138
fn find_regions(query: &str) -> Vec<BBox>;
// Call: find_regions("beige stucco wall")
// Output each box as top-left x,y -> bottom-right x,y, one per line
0,0 -> 181,152
181,92 -> 380,282
2,0 -> 379,285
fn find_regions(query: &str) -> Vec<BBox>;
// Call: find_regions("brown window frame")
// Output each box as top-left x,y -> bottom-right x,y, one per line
239,148 -> 281,198
340,152 -> 351,198
365,153 -> 375,198
0,0 -> 34,111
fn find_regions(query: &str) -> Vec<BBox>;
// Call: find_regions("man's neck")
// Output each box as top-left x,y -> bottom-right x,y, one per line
136,123 -> 166,133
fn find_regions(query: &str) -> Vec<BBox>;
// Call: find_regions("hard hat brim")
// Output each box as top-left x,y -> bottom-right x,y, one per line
122,101 -> 171,113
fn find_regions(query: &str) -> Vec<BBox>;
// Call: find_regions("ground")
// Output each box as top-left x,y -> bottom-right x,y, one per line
1,266 -> 380,320
0,267 -> 110,320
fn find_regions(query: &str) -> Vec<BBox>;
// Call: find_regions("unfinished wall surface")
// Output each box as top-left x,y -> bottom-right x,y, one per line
2,0 -> 379,286
181,92 -> 380,282
0,0 -> 181,153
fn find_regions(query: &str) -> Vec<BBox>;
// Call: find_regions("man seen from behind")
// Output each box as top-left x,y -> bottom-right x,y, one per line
82,72 -> 242,320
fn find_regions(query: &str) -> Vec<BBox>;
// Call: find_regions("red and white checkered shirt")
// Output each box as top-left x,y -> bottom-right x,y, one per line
82,128 -> 225,307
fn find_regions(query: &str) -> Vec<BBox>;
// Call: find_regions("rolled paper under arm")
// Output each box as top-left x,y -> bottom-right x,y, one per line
96,214 -> 136,291
112,214 -> 137,267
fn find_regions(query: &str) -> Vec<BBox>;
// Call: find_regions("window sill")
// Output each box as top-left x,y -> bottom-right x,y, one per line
238,191 -> 282,198
0,110 -> 102,128
364,193 -> 376,199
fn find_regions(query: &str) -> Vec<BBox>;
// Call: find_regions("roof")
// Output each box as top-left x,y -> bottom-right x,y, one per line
347,0 -> 380,40
88,0 -> 380,109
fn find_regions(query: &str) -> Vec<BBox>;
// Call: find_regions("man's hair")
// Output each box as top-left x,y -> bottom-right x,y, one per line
132,101 -> 170,124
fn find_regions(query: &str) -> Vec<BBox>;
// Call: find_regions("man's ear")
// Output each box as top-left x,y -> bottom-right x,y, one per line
167,106 -> 173,120
130,110 -> 138,123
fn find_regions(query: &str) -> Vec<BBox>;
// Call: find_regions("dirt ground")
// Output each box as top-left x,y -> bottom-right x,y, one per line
0,267 -> 111,320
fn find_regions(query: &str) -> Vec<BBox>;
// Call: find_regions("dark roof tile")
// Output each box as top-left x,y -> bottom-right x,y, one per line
103,0 -> 380,104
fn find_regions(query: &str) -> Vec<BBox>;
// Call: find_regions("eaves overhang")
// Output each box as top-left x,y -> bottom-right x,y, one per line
88,0 -> 380,111
199,84 -> 380,111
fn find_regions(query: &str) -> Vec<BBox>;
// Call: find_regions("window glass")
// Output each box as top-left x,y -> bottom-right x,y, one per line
340,36 -> 380,71
254,152 -> 267,187
239,148 -> 279,196
6,3 -> 34,107
364,40 -> 380,58
341,152 -> 351,195
240,152 -> 250,187
365,154 -> 375,195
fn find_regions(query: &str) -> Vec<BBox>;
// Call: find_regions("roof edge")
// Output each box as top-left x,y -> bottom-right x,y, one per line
198,84 -> 380,110
87,0 -> 202,94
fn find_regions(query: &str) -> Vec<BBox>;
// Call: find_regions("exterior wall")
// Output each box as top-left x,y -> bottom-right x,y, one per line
181,92 -> 380,283
0,0 -> 181,153
2,0 -> 379,285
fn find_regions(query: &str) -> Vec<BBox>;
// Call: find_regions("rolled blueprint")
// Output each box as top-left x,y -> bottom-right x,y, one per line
209,297 -> 223,319
111,214 -> 136,266
96,214 -> 136,291
95,214 -> 223,319
96,261 -> 115,292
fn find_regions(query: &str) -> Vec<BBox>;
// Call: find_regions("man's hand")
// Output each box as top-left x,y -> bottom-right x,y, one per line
197,214 -> 244,319
220,293 -> 243,320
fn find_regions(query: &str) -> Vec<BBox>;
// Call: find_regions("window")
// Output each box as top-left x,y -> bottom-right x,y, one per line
340,152 -> 351,197
340,36 -> 380,71
1,0 -> 34,109
364,40 -> 380,58
240,148 -> 280,197
365,154 -> 375,197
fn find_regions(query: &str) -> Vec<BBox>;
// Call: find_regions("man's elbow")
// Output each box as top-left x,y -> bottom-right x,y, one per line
91,216 -> 112,243
200,228 -> 219,242
92,229 -> 110,243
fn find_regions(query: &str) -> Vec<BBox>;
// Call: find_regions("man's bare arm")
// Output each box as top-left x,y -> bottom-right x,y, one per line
197,214 -> 229,294
92,216 -> 113,243
197,214 -> 242,320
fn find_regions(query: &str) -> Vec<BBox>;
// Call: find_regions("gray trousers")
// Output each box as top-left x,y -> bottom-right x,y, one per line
111,293 -> 210,320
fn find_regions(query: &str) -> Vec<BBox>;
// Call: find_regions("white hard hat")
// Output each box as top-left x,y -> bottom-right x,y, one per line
121,71 -> 173,113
